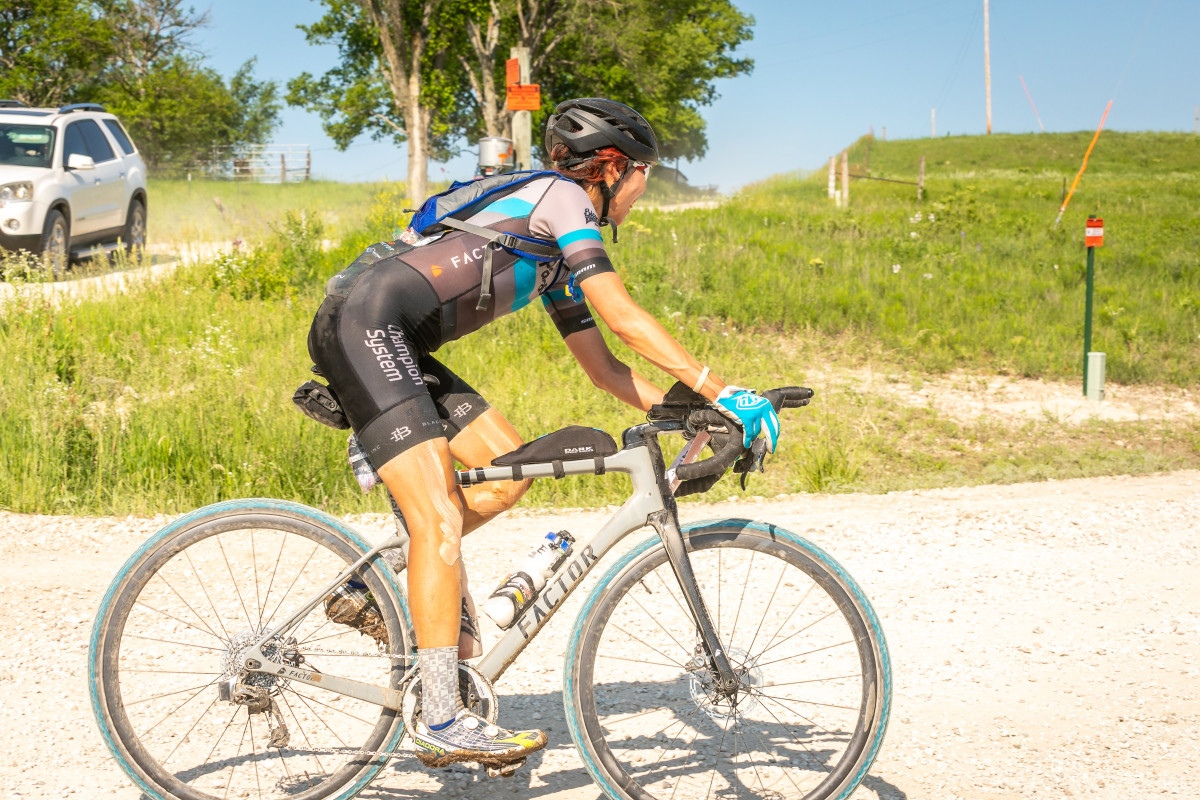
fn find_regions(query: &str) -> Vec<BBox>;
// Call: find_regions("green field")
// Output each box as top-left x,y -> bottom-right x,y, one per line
1,131 -> 1197,515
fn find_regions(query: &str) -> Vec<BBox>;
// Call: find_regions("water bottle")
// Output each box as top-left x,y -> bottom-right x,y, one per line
347,434 -> 380,493
483,531 -> 574,628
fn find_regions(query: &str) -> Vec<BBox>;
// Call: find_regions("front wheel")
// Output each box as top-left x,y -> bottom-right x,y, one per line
89,499 -> 413,800
565,519 -> 890,800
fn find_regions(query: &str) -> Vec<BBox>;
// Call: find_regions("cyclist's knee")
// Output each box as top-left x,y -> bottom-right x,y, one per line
471,478 -> 532,516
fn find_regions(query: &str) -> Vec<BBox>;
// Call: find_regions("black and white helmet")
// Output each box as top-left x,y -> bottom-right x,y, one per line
545,98 -> 659,165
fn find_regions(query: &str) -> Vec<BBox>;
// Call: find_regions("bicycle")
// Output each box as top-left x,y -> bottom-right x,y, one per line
89,383 -> 891,800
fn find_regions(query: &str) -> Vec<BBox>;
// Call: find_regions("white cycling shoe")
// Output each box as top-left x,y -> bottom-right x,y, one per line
410,708 -> 547,769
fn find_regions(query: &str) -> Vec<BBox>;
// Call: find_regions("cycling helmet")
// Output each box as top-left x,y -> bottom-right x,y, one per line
545,98 -> 659,165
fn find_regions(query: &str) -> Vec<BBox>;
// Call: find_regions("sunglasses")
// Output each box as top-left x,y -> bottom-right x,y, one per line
631,160 -> 653,178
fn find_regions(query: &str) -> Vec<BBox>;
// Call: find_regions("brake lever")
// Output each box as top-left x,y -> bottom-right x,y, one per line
734,439 -> 768,489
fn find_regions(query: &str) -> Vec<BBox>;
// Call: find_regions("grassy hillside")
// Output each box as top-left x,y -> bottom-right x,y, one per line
1,132 -> 1197,515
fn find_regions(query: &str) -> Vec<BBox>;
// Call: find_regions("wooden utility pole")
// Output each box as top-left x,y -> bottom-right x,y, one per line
983,0 -> 993,134
510,46 -> 532,170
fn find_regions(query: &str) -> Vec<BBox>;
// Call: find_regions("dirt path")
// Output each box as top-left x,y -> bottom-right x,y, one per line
1,470 -> 1197,799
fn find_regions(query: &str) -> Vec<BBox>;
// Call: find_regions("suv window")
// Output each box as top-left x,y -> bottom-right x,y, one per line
62,121 -> 89,164
0,124 -> 55,168
102,119 -> 136,155
78,119 -> 117,163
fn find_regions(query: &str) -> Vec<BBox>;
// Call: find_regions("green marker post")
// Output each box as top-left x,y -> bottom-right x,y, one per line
1082,216 -> 1103,396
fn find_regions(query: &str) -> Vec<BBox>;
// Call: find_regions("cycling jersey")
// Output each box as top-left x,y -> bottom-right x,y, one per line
308,176 -> 617,467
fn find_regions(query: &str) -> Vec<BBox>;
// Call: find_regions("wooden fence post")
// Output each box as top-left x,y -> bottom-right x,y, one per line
840,151 -> 849,208
918,156 -> 925,201
280,153 -> 286,184
828,156 -> 837,201
305,148 -> 312,181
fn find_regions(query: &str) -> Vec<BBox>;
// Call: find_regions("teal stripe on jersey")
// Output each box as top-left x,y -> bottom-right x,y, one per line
557,228 -> 604,248
484,196 -> 536,218
511,258 -> 538,312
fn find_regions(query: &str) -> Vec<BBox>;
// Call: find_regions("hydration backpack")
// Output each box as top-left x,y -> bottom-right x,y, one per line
405,170 -> 572,310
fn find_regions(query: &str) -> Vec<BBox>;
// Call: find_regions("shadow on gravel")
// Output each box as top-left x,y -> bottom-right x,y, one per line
357,689 -> 908,800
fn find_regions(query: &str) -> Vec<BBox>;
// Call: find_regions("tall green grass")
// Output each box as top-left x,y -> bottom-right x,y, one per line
2,131 -> 1198,515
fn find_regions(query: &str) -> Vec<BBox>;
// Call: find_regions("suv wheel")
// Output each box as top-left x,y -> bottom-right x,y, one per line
122,199 -> 146,260
41,209 -> 69,277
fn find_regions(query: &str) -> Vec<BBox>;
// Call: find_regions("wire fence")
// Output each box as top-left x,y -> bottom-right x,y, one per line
198,145 -> 312,182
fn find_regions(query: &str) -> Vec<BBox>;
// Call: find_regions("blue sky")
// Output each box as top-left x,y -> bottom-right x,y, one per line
194,0 -> 1196,191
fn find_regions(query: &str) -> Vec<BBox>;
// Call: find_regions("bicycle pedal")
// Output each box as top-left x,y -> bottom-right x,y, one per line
485,757 -> 525,778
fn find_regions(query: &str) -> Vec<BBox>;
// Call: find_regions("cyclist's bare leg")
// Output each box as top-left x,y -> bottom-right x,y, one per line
377,438 -> 462,651
449,407 -> 533,534
446,407 -> 532,656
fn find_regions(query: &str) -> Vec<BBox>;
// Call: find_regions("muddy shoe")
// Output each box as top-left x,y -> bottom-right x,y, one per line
410,709 -> 547,768
324,580 -> 388,646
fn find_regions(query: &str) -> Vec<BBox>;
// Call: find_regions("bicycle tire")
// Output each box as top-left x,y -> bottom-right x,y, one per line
89,499 -> 413,800
564,518 -> 890,800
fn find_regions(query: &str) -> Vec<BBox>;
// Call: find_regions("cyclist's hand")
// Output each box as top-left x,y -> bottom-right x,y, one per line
714,386 -> 780,452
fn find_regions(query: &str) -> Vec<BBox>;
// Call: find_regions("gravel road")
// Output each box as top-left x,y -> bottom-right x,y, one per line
2,470 -> 1197,799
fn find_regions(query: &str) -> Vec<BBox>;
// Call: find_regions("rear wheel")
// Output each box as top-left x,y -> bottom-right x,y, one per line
122,198 -> 146,261
90,499 -> 413,800
565,519 -> 890,800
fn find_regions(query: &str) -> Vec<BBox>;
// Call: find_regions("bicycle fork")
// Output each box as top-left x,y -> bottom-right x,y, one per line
647,437 -> 742,696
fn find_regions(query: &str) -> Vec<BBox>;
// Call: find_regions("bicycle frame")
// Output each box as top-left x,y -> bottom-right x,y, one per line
239,419 -> 737,711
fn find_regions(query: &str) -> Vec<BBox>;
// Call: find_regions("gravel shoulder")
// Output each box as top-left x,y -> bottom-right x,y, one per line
2,470 -> 1197,799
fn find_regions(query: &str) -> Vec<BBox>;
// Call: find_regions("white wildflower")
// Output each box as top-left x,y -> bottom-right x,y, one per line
923,273 -> 933,280
892,264 -> 902,274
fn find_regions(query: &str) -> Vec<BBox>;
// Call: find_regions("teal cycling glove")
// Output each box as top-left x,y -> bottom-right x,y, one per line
715,386 -> 780,452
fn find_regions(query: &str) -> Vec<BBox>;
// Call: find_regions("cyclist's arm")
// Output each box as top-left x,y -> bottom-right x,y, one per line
562,327 -> 667,412
579,271 -> 727,402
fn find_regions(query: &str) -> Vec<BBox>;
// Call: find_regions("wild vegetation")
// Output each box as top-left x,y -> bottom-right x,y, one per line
1,131 -> 1197,515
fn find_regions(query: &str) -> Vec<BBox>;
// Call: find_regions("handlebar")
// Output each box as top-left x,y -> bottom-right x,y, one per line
656,385 -> 814,485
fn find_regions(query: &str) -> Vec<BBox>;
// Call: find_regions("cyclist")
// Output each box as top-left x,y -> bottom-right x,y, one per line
306,97 -> 780,769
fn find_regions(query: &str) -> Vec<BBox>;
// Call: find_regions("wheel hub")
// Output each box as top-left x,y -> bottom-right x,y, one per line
221,627 -> 301,693
688,646 -> 763,726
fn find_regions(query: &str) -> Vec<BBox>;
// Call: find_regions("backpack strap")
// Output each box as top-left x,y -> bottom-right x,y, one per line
439,217 -> 562,311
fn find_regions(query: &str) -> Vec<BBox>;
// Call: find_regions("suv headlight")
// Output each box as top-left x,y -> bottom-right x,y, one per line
0,182 -> 34,204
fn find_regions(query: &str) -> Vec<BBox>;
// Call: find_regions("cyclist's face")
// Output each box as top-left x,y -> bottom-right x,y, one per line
602,161 -> 648,225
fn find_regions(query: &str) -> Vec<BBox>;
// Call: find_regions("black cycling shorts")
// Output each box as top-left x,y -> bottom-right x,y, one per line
307,266 -> 489,468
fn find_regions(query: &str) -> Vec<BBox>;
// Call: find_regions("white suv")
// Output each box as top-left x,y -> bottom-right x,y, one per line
0,101 -> 148,270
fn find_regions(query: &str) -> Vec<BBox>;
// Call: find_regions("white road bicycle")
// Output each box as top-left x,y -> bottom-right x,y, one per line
89,384 -> 891,800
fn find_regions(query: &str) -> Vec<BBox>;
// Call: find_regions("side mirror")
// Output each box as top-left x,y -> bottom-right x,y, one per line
66,153 -> 95,171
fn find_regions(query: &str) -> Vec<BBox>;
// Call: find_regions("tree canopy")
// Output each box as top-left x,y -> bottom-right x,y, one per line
288,0 -> 753,198
0,0 -> 281,170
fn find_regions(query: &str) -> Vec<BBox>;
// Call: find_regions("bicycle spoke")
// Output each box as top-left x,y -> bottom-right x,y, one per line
744,561 -> 787,657
156,571 -> 227,644
753,690 -> 861,712
704,723 -> 729,800
258,533 -> 289,630
625,589 -> 696,663
139,675 -> 221,738
222,715 -> 250,800
217,537 -> 255,629
756,581 -> 816,660
195,705 -> 240,789
288,687 -> 378,727
262,543 -> 320,632
248,713 -> 264,800
597,653 -> 682,670
652,569 -> 692,623
123,633 -> 225,653
609,622 -> 689,670
754,638 -> 856,670
134,600 -> 225,644
754,609 -> 838,661
160,696 -> 218,768
277,690 -> 327,781
251,531 -> 264,631
289,688 -> 349,747
185,549 -> 233,642
126,679 -> 222,707
728,550 -> 755,658
668,724 -> 702,800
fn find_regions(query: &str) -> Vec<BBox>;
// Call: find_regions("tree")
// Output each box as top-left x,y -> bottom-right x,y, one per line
0,0 -> 112,107
287,0 -> 472,202
545,0 -> 754,163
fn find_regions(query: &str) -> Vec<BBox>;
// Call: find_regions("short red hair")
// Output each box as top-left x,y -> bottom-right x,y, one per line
549,144 -> 630,187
